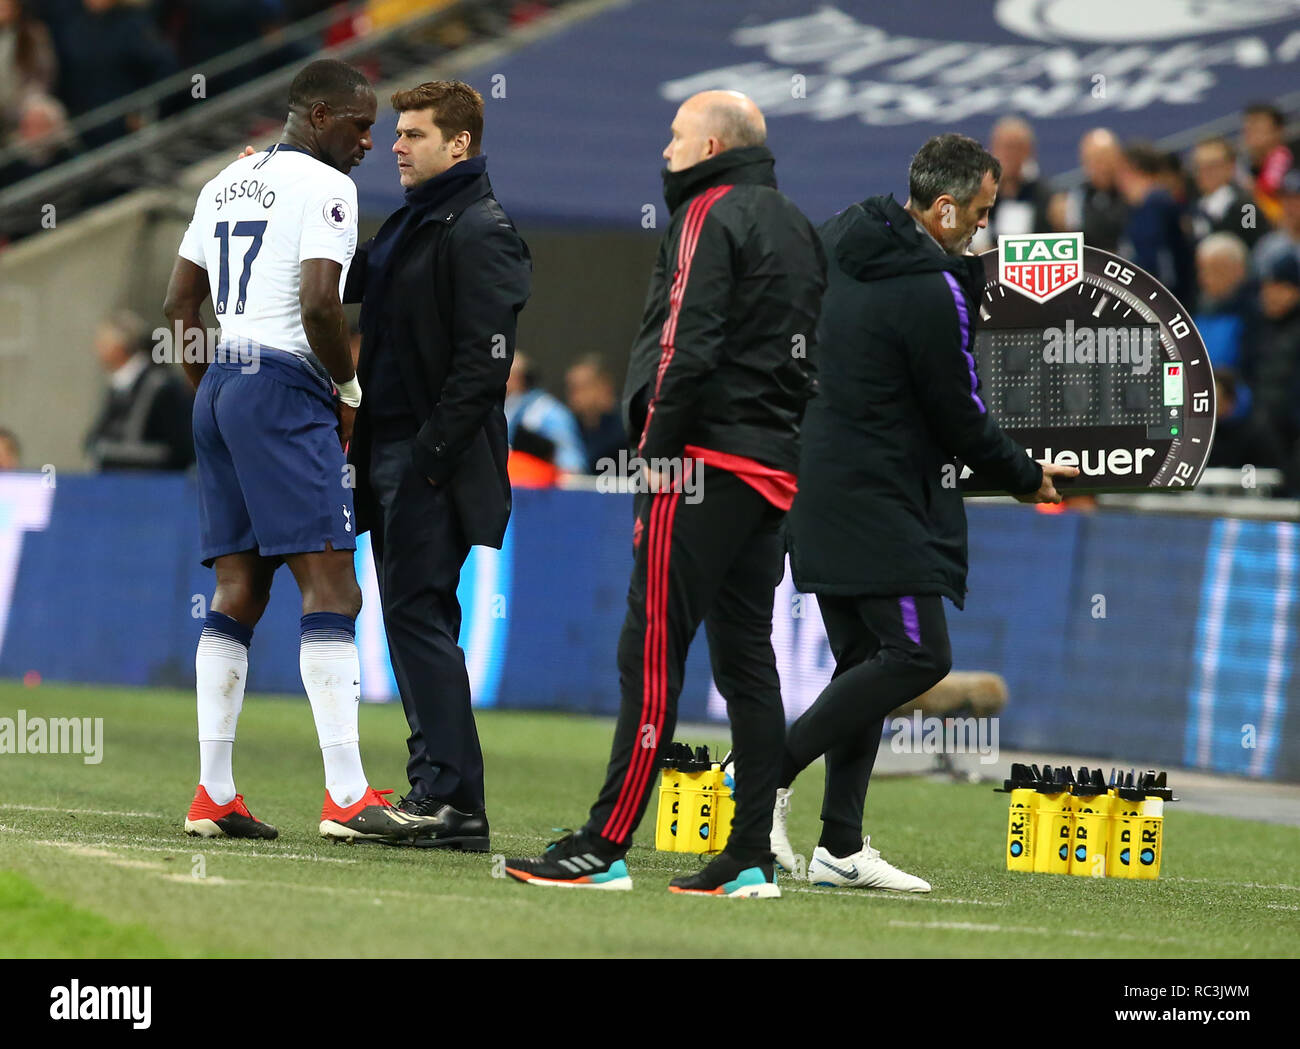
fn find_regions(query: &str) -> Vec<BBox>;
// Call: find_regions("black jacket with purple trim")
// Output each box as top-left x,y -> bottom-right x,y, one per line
623,146 -> 826,474
787,194 -> 1042,608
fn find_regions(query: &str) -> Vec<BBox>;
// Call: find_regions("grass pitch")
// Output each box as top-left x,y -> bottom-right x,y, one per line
1,681 -> 1297,958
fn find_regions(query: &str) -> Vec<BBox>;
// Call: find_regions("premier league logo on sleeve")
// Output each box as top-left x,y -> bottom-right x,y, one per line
323,198 -> 350,229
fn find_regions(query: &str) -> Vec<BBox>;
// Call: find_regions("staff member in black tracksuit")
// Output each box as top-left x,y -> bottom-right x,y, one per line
506,91 -> 826,897
773,134 -> 1077,891
344,80 -> 531,849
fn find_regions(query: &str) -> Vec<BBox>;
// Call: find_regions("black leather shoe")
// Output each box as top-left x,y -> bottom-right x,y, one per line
411,804 -> 490,852
396,793 -> 444,818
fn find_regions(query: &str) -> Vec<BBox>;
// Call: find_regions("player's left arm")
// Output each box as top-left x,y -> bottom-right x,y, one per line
413,214 -> 531,486
162,256 -> 211,390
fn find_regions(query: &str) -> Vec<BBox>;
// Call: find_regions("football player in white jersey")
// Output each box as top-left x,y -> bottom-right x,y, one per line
163,59 -> 439,844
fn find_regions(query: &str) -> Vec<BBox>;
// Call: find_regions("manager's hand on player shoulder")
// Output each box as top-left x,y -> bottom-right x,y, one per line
1015,461 -> 1080,504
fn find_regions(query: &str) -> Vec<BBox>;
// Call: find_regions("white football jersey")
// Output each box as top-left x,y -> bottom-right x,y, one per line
177,143 -> 357,368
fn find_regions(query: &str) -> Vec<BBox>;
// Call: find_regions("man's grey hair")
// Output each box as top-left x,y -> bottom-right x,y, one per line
1197,232 -> 1249,268
908,133 -> 1002,210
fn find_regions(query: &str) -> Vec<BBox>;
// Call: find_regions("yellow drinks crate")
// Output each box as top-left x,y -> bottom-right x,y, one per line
1069,768 -> 1114,878
654,743 -> 735,855
995,763 -> 1038,872
1000,765 -> 1174,880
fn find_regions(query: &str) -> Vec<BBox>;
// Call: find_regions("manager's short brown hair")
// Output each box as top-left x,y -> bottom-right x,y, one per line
391,80 -> 484,156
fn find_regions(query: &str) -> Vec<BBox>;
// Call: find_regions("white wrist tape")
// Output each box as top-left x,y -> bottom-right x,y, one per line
336,376 -> 362,408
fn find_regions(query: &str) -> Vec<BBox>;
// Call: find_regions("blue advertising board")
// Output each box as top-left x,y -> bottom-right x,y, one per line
0,473 -> 1296,780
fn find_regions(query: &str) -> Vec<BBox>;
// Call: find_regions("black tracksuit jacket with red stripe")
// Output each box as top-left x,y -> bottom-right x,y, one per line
622,146 -> 827,473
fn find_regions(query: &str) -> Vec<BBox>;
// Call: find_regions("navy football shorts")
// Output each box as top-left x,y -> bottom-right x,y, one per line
193,353 -> 356,567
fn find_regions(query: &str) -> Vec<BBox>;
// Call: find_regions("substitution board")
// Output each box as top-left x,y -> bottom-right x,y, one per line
960,233 -> 1215,493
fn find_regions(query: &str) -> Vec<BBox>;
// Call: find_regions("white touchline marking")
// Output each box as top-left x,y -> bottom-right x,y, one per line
161,873 -> 235,886
1266,903 -> 1300,911
1167,877 -> 1300,892
24,831 -> 359,864
39,841 -> 170,872
159,874 -> 531,906
54,844 -> 115,858
887,920 -> 1183,944
782,886 -> 1004,905
104,858 -> 171,872
2,804 -> 166,818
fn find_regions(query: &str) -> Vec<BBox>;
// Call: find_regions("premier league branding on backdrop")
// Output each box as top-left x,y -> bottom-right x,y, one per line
960,236 -> 1216,493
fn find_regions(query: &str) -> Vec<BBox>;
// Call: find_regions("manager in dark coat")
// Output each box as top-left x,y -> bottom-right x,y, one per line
775,134 -> 1076,889
344,80 -> 531,849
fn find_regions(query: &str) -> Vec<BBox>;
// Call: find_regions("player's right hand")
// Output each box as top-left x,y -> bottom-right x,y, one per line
238,145 -> 256,159
1015,461 -> 1080,504
337,402 -> 356,452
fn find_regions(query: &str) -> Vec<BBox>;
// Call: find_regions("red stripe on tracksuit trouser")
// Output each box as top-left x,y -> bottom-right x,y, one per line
602,490 -> 679,842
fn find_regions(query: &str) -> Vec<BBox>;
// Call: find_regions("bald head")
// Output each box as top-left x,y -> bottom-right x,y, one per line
1080,127 -> 1121,189
990,116 -> 1035,181
663,90 -> 766,173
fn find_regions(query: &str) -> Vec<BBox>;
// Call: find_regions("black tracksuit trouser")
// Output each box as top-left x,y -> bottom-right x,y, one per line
583,465 -> 786,861
782,594 -> 952,842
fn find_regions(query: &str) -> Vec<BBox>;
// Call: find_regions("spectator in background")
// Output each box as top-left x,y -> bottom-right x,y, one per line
0,426 -> 19,469
1206,369 -> 1283,480
1051,127 -> 1127,253
52,0 -> 178,146
0,0 -> 57,135
1254,169 -> 1300,279
1156,150 -> 1191,208
1116,141 -> 1195,307
504,350 -> 587,474
1246,250 -> 1300,462
1191,136 -> 1268,249
0,89 -> 73,186
564,353 -> 624,471
171,0 -> 270,66
1194,233 -> 1257,373
84,309 -> 194,471
1242,102 -> 1294,228
971,116 -> 1050,251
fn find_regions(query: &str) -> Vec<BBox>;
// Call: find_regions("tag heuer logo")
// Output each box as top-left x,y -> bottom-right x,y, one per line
998,233 -> 1084,303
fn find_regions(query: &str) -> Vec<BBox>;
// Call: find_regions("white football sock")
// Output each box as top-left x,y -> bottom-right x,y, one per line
196,616 -> 251,806
300,616 -> 368,808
